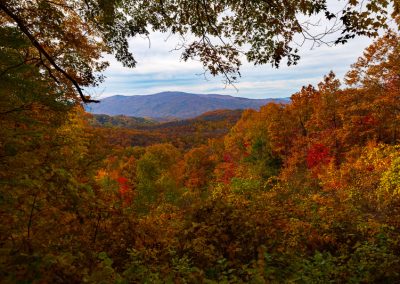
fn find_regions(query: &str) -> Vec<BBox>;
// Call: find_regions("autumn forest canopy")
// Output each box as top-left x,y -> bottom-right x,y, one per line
1,0 -> 400,283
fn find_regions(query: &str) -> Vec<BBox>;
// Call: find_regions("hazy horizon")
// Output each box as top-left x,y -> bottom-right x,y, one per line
97,90 -> 291,100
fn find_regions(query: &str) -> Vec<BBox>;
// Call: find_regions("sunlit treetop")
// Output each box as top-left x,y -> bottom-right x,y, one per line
0,0 -> 398,103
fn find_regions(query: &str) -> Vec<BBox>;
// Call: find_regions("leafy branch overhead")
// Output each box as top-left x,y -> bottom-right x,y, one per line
0,0 -> 398,102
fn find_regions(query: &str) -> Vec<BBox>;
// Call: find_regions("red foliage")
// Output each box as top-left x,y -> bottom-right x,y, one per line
117,176 -> 128,184
306,143 -> 331,169
324,180 -> 343,190
217,153 -> 236,184
357,114 -> 378,126
362,114 -> 377,126
220,152 -> 238,184
116,176 -> 132,204
221,163 -> 235,184
223,153 -> 233,163
366,165 -> 375,172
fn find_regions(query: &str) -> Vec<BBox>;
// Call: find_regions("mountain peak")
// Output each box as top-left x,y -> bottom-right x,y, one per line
89,92 -> 288,119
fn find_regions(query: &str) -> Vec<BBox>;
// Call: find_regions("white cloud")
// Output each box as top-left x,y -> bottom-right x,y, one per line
90,2 -> 375,100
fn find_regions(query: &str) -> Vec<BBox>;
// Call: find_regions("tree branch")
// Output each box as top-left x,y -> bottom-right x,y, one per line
0,2 -> 99,103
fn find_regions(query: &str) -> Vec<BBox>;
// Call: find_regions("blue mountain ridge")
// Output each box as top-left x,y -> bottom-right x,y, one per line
87,91 -> 289,119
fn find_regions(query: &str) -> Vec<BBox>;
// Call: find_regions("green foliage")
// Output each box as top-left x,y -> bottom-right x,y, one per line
134,144 -> 181,214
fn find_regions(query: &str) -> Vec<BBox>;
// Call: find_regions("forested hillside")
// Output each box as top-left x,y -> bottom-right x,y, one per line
87,92 -> 284,119
90,109 -> 243,149
2,31 -> 400,282
1,0 -> 400,282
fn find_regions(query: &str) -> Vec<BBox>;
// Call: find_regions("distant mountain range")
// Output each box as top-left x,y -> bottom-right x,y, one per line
87,91 -> 288,119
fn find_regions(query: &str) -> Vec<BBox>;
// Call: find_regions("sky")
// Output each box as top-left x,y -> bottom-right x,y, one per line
89,5 -> 374,100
